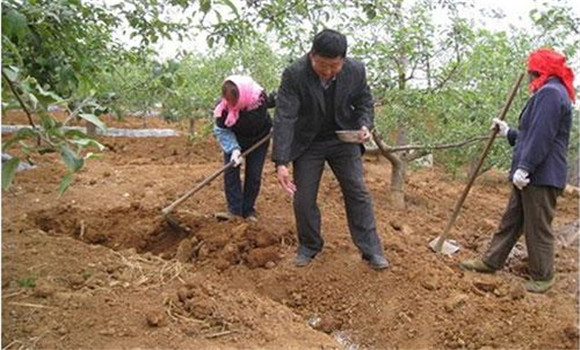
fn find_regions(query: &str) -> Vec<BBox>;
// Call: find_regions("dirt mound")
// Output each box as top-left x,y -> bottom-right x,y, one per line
13,204 -> 291,273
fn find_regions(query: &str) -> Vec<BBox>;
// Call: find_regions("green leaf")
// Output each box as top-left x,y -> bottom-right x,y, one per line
2,157 -> 20,190
2,127 -> 37,150
84,152 -> 104,160
2,66 -> 18,82
57,173 -> 74,196
79,113 -> 107,131
39,115 -> 57,129
2,9 -> 29,42
200,0 -> 212,14
218,0 -> 239,16
35,84 -> 63,103
70,138 -> 106,151
64,129 -> 90,139
59,145 -> 84,172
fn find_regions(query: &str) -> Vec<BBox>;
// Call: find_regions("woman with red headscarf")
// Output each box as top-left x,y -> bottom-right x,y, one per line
460,48 -> 575,293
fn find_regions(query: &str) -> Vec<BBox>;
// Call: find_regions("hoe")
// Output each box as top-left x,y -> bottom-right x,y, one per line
430,72 -> 525,255
162,132 -> 272,229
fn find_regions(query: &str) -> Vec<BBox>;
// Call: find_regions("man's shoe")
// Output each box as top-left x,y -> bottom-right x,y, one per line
294,254 -> 312,267
524,277 -> 555,293
246,214 -> 258,223
459,259 -> 496,273
215,211 -> 236,221
364,254 -> 390,270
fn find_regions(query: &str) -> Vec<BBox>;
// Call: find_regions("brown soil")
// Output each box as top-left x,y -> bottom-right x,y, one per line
2,113 -> 579,349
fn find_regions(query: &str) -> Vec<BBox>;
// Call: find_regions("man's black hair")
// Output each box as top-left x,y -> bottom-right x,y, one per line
310,29 -> 347,58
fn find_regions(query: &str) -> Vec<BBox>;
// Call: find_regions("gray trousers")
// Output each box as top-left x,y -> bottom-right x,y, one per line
483,185 -> 561,281
292,139 -> 384,258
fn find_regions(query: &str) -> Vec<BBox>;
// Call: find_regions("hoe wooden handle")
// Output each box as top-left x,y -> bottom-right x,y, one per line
162,131 -> 272,216
433,72 -> 525,253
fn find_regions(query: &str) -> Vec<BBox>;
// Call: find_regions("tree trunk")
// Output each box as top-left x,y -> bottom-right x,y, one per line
86,121 -> 97,136
390,158 -> 407,210
188,118 -> 196,135
389,126 -> 408,209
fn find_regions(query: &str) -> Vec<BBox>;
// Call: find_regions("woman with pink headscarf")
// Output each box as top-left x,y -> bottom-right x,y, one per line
213,75 -> 275,222
460,48 -> 575,293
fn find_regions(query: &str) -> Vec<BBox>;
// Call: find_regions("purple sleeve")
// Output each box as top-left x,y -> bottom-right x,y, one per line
516,87 -> 562,173
507,128 -> 518,146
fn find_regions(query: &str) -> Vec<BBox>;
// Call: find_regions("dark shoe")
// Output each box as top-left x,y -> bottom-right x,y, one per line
459,259 -> 496,273
524,277 -> 555,293
294,254 -> 312,267
364,254 -> 390,270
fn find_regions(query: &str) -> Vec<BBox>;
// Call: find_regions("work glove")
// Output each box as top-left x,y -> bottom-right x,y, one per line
230,149 -> 243,167
512,168 -> 530,190
491,118 -> 510,137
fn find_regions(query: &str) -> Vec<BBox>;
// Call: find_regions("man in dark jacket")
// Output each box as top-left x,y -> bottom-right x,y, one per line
460,48 -> 575,293
273,29 -> 389,270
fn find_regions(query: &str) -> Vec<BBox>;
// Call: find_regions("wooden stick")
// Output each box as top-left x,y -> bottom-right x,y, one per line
433,72 -> 525,253
10,302 -> 55,309
162,131 -> 272,216
204,330 -> 235,339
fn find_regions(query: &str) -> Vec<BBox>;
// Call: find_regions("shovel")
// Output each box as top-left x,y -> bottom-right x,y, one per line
162,132 -> 272,229
430,72 -> 525,254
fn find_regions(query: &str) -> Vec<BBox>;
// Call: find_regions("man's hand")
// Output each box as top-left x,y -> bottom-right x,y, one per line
360,126 -> 371,143
276,165 -> 296,196
230,149 -> 243,167
513,168 -> 530,190
491,118 -> 510,137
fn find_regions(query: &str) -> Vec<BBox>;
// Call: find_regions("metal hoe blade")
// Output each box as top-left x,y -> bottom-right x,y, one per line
429,237 -> 460,255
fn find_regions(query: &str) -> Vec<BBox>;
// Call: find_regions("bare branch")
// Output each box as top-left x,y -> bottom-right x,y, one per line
428,60 -> 461,93
372,134 -> 489,153
407,149 -> 430,161
371,129 -> 401,166
2,69 -> 36,128
405,59 -> 420,82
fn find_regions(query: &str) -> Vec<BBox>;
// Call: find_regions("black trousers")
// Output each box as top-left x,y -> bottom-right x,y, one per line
222,139 -> 269,218
292,139 -> 384,258
483,185 -> 561,281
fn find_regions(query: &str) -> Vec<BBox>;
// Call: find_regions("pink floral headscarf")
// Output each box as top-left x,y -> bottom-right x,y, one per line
213,75 -> 264,127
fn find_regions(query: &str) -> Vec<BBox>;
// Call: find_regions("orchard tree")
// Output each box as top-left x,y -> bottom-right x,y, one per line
1,0 -> 195,193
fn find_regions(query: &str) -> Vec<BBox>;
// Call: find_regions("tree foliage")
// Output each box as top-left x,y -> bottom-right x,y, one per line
2,0 -> 578,195
1,0 -> 194,193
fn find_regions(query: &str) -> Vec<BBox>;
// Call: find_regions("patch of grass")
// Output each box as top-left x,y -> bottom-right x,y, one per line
81,269 -> 93,280
18,277 -> 37,288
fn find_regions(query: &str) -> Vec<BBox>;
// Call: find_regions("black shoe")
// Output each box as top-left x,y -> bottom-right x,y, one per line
363,254 -> 390,270
294,254 -> 313,267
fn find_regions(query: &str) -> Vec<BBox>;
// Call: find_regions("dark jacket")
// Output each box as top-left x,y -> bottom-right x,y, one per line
215,91 -> 273,149
507,77 -> 572,189
272,55 -> 374,165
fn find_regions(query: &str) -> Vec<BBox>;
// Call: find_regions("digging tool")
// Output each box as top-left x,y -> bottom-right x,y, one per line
430,72 -> 525,254
162,131 -> 272,226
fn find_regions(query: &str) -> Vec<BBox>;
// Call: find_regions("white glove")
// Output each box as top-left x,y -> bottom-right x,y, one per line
230,149 -> 243,167
491,118 -> 510,137
513,168 -> 530,190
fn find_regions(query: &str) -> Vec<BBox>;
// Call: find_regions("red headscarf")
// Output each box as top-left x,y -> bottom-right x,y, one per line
527,48 -> 575,103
